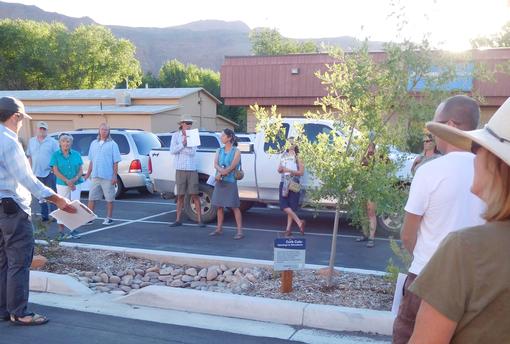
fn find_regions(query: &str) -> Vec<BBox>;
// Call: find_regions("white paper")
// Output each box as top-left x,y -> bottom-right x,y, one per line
186,128 -> 201,147
391,273 -> 408,315
50,200 -> 97,230
206,174 -> 216,187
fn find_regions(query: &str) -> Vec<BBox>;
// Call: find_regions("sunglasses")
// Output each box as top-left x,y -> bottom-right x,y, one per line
183,121 -> 193,125
423,139 -> 433,143
471,141 -> 482,154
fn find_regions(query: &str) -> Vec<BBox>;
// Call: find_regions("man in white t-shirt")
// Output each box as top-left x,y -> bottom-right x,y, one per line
392,95 -> 486,344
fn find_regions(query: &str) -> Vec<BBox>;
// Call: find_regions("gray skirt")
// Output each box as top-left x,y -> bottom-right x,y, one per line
212,180 -> 240,208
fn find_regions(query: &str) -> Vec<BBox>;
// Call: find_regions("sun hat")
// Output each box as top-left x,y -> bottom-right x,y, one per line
0,96 -> 32,119
179,114 -> 194,123
427,97 -> 510,166
37,121 -> 48,130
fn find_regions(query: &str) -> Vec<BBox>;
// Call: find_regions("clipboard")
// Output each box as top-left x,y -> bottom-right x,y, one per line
50,200 -> 97,230
185,128 -> 201,147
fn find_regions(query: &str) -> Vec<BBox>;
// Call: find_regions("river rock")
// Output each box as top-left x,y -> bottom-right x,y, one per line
220,264 -> 228,272
185,268 -> 198,276
121,275 -> 133,286
198,268 -> 207,278
120,286 -> 132,293
125,269 -> 136,276
146,266 -> 160,273
134,268 -> 145,276
170,280 -> 184,287
109,275 -> 121,284
171,268 -> 183,276
99,272 -> 109,283
181,275 -> 194,282
245,273 -> 257,283
206,268 -> 218,281
140,282 -> 152,288
158,275 -> 173,282
159,267 -> 173,276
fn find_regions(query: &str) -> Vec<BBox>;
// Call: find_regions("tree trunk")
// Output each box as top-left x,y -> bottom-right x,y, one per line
327,205 -> 341,286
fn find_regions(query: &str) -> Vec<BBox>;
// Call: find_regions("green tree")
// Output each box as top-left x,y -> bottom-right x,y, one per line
159,59 -> 187,88
250,28 -> 318,55
0,20 -> 142,90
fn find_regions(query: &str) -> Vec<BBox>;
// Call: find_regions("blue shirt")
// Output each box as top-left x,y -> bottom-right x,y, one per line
88,138 -> 121,180
217,147 -> 239,183
26,135 -> 59,177
170,131 -> 197,171
0,124 -> 54,214
50,149 -> 84,186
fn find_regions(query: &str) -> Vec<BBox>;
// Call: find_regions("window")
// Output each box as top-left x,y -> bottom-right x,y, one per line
237,136 -> 252,143
111,134 -> 130,155
264,123 -> 290,152
158,134 -> 172,148
199,135 -> 221,149
72,134 -> 97,156
132,132 -> 161,155
303,123 -> 332,143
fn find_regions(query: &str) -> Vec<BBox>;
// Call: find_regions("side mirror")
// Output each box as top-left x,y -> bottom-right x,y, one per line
238,142 -> 254,153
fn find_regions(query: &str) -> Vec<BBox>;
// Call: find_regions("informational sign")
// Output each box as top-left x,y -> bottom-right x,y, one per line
274,238 -> 306,271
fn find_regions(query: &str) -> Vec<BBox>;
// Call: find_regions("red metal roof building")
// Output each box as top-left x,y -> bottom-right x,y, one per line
221,50 -> 510,131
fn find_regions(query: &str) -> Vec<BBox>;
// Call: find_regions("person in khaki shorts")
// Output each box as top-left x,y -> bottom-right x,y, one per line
169,115 -> 204,227
84,123 -> 121,225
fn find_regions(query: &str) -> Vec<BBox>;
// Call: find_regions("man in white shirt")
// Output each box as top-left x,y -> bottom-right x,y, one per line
26,121 -> 59,222
392,95 -> 486,344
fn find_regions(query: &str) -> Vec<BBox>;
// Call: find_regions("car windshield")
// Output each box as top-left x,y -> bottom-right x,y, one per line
132,132 -> 162,155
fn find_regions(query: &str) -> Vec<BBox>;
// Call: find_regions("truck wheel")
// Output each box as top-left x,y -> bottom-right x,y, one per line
377,211 -> 403,233
115,177 -> 125,199
184,184 -> 217,223
239,201 -> 254,213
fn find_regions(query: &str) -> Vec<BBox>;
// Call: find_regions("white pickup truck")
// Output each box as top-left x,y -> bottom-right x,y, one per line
149,119 -> 416,231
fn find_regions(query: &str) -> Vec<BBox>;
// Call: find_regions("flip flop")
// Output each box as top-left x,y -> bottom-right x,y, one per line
10,313 -> 49,326
209,230 -> 223,236
282,231 -> 293,238
233,233 -> 244,240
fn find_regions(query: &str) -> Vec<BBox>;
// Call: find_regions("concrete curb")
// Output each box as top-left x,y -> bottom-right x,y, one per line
58,242 -> 387,276
117,285 -> 394,335
30,271 -> 93,296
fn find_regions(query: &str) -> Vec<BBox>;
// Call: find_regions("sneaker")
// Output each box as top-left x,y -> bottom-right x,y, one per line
69,230 -> 81,239
169,221 -> 182,227
102,218 -> 114,225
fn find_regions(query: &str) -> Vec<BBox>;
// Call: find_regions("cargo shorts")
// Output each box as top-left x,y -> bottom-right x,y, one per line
175,170 -> 199,196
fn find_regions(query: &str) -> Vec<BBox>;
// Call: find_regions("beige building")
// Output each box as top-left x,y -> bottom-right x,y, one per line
0,88 -> 236,145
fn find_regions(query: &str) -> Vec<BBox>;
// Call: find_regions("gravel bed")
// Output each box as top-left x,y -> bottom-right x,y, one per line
34,245 -> 395,311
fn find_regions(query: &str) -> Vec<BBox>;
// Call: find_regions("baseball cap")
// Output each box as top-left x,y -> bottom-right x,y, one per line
0,97 -> 32,119
37,121 -> 49,130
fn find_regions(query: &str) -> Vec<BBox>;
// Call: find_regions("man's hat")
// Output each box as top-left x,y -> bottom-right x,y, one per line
37,121 -> 48,130
427,97 -> 510,166
179,114 -> 194,123
0,97 -> 32,119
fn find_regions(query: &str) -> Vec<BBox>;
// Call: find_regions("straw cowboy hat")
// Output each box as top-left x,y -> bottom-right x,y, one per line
427,97 -> 510,166
179,114 -> 194,123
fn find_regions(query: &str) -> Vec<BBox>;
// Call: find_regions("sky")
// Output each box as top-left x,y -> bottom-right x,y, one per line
5,0 -> 510,51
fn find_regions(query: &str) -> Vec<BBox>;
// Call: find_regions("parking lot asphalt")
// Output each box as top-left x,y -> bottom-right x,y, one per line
34,192 -> 401,272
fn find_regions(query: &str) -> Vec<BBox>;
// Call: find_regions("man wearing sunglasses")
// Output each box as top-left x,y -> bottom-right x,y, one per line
169,115 -> 204,227
393,95 -> 486,343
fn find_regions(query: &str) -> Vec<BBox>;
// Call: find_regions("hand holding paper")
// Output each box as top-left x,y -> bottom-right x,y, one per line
50,200 -> 97,230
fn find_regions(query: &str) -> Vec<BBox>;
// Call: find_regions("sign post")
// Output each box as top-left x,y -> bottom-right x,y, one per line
274,238 -> 306,293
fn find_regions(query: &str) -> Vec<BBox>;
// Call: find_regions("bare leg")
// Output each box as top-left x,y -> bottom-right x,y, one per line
216,207 -> 224,233
192,195 -> 202,223
106,202 -> 113,219
367,201 -> 377,240
232,208 -> 243,235
87,200 -> 95,212
283,208 -> 302,228
285,214 -> 293,233
175,195 -> 184,222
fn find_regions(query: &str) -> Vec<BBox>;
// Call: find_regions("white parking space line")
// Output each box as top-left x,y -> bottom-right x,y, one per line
78,210 -> 176,237
121,220 -> 393,242
79,198 -> 176,206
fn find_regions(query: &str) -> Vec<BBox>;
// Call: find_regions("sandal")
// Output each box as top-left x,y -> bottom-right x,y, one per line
233,233 -> 244,240
282,231 -> 293,238
299,220 -> 306,236
10,313 -> 49,326
356,236 -> 368,242
366,240 -> 375,248
209,230 -> 223,236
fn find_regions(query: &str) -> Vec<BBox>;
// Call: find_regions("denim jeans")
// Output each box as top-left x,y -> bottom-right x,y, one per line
0,204 -> 35,317
37,174 -> 56,220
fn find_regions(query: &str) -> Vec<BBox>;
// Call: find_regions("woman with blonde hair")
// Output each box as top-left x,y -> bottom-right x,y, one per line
408,98 -> 510,343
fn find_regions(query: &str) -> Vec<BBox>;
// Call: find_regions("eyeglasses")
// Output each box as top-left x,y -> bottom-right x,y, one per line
183,121 -> 193,125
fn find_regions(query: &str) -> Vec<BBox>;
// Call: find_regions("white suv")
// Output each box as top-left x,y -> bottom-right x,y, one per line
51,129 -> 161,198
